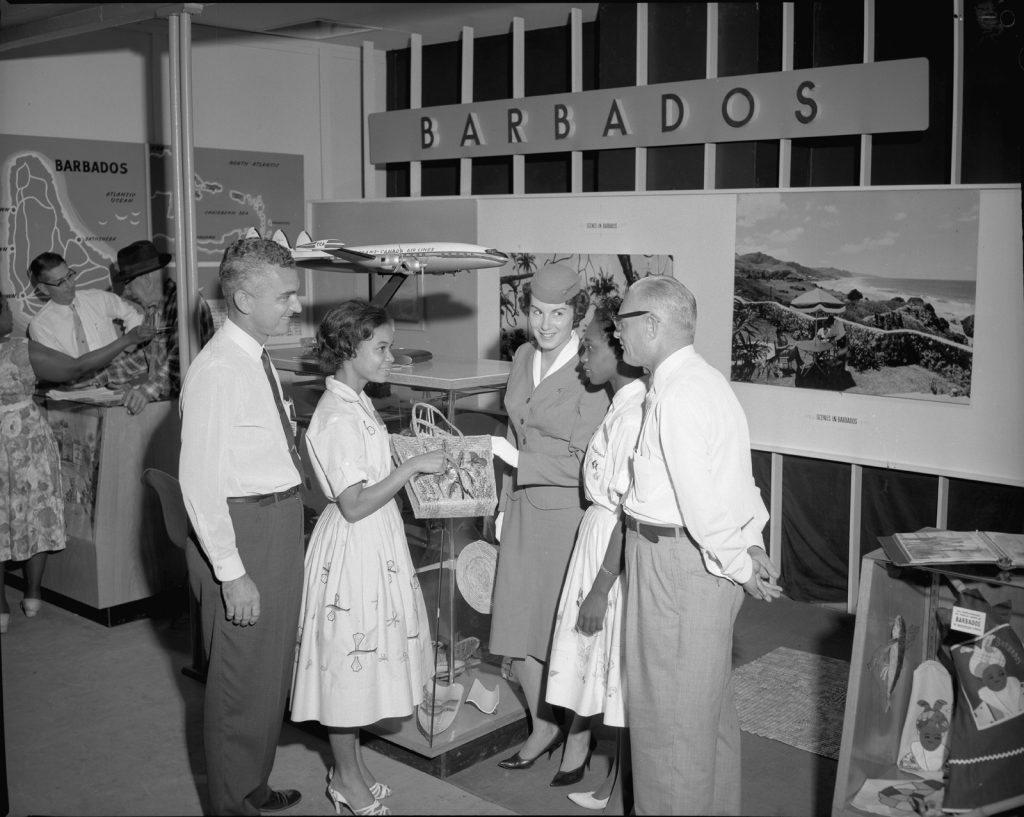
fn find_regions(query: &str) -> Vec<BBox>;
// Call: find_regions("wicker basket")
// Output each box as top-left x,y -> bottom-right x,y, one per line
390,403 -> 498,519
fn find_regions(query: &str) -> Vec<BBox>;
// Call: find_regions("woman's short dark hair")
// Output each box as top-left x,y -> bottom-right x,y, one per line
316,299 -> 392,371
524,285 -> 590,328
590,307 -> 626,361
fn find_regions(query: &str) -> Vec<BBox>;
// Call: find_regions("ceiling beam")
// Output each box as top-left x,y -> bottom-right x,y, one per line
0,3 -> 201,52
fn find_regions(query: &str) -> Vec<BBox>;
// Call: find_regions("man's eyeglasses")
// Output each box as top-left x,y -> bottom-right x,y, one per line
40,268 -> 79,288
611,310 -> 651,330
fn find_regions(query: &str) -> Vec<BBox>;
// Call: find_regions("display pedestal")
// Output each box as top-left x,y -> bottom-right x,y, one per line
832,549 -> 1024,816
365,663 -> 527,777
27,398 -> 183,626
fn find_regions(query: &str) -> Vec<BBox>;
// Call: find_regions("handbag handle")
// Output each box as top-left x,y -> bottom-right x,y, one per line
411,402 -> 462,439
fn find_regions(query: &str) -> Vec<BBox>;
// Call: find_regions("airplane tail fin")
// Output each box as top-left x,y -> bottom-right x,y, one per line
270,229 -> 291,250
296,229 -> 313,246
244,226 -> 262,239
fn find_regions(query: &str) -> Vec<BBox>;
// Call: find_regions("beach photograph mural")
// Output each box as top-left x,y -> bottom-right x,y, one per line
498,252 -> 673,360
731,190 -> 979,402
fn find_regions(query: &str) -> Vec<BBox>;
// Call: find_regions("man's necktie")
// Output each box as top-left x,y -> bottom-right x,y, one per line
70,303 -> 90,356
261,349 -> 305,481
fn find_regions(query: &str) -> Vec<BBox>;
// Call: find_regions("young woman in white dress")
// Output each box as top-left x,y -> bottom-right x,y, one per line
290,300 -> 445,816
545,308 -> 646,808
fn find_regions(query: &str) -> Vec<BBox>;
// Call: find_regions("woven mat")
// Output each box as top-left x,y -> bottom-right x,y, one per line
733,646 -> 849,760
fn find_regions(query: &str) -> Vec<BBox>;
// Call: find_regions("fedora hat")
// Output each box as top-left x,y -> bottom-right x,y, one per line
113,240 -> 172,284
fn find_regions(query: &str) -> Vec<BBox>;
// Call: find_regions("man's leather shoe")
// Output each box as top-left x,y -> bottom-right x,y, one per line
259,789 -> 302,813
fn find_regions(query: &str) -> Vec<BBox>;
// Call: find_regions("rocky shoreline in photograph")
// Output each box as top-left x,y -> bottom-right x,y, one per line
732,252 -> 974,399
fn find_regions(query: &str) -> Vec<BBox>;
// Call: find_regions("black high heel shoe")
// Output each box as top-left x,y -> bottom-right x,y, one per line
497,731 -> 565,770
549,738 -> 596,787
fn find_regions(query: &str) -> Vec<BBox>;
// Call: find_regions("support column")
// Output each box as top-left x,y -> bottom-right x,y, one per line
169,7 -> 201,375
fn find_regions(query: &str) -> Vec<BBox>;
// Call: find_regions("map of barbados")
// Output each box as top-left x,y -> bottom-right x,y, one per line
149,144 -> 304,265
1,135 -> 305,334
0,135 -> 148,335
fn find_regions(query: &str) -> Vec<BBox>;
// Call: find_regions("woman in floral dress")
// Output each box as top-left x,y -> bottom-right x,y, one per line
546,308 -> 646,807
290,300 -> 445,816
0,291 -> 154,633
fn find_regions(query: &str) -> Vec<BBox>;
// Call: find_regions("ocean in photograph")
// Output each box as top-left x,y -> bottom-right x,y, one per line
817,276 -> 975,321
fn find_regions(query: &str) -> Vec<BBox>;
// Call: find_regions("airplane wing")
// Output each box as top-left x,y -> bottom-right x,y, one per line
324,246 -> 377,262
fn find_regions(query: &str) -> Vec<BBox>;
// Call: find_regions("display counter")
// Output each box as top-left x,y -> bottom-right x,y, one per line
833,549 -> 1024,816
35,396 -> 182,625
269,346 -> 512,421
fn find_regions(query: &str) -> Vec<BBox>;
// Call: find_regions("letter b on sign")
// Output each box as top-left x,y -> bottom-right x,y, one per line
421,117 -> 437,149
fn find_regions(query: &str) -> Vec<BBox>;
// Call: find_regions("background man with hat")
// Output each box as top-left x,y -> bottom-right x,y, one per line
103,239 -> 180,415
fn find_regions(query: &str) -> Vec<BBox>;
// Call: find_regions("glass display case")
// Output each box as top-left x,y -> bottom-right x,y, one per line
365,514 -> 527,776
275,347 -> 525,776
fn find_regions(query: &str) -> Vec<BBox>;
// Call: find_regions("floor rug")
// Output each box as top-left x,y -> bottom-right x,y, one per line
733,646 -> 850,760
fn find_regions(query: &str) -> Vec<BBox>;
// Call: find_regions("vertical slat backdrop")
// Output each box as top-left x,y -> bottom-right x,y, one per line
635,3 -> 648,192
779,2 -> 794,187
570,7 -> 583,193
410,33 -> 422,197
704,3 -> 719,190
512,16 -> 525,194
951,0 -> 965,184
460,26 -> 474,196
859,0 -> 875,186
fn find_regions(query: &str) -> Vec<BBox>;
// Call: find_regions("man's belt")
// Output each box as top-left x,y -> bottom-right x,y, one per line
625,515 -> 686,543
227,485 -> 301,506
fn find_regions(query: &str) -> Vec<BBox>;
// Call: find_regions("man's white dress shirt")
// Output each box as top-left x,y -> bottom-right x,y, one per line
623,345 -> 768,585
29,289 -> 143,356
179,319 -> 302,582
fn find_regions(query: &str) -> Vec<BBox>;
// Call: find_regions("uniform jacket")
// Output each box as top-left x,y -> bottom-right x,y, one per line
499,339 -> 610,511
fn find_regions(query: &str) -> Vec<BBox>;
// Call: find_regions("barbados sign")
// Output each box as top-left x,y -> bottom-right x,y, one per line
369,58 -> 928,164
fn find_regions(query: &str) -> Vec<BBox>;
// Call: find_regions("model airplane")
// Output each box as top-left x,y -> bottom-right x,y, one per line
246,227 -> 509,276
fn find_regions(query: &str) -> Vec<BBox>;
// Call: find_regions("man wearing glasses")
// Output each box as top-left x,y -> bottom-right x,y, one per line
28,252 -> 145,365
613,275 -> 782,815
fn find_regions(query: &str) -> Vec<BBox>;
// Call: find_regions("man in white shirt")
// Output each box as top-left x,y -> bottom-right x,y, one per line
613,275 -> 782,815
179,237 -> 304,816
28,252 -> 144,357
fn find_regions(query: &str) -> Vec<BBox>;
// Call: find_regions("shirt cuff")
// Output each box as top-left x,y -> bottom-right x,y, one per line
212,553 -> 246,583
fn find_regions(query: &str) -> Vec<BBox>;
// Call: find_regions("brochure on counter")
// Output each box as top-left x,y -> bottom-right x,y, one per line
879,528 -> 1024,570
45,386 -> 124,405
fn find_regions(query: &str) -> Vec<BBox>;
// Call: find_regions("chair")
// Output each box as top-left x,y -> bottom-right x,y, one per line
141,468 -> 208,682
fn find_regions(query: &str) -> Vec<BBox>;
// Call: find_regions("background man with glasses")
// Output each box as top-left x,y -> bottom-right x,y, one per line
28,251 -> 145,365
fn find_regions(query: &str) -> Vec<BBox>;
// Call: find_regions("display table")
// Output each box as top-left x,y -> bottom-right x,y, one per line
33,397 -> 182,625
832,549 -> 1024,816
269,346 -> 512,420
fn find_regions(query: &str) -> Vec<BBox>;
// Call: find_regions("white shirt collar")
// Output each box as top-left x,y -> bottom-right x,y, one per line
611,377 -> 647,409
324,375 -> 362,403
649,344 -> 696,396
222,318 -> 265,360
532,329 -> 579,386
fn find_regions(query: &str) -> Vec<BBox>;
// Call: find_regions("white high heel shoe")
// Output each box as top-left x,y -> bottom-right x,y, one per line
325,769 -> 390,815
568,790 -> 610,810
368,782 -> 392,800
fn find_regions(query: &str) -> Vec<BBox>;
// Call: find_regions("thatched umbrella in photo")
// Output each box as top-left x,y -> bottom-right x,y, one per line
790,287 -> 845,334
